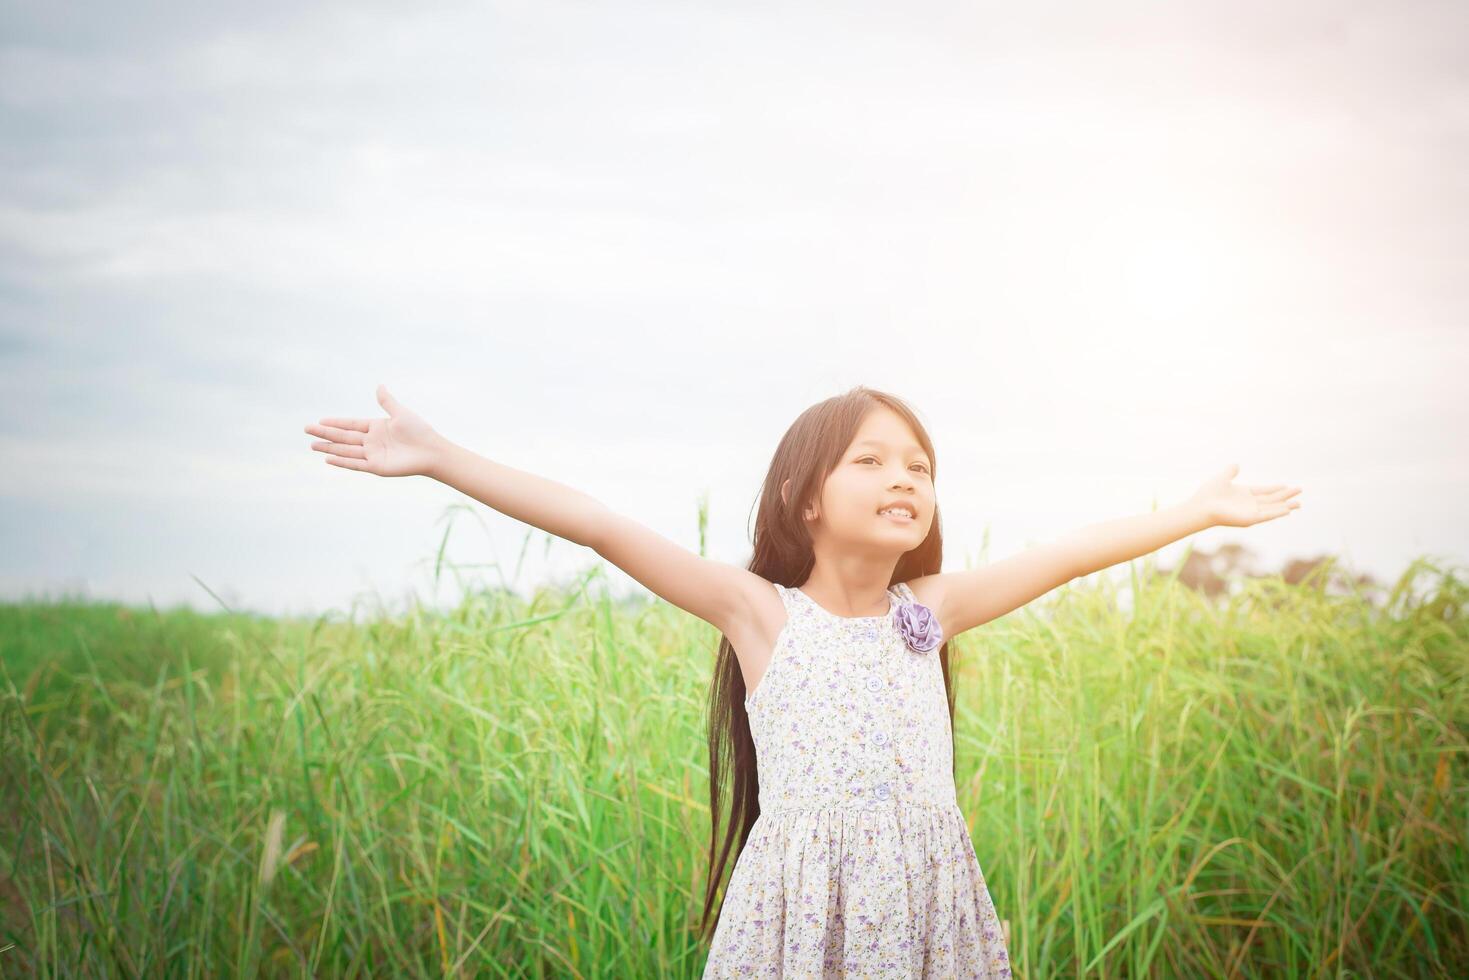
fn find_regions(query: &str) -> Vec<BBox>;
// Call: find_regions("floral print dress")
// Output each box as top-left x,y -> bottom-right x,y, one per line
702,581 -> 1012,979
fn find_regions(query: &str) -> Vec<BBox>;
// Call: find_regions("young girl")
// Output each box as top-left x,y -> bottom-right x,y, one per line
305,384 -> 1301,978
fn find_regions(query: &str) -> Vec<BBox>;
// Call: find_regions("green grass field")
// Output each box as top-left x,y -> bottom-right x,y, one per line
2,553 -> 1465,977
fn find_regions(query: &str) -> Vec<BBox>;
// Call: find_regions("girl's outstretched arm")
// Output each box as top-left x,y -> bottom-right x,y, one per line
911,464 -> 1303,640
306,385 -> 770,639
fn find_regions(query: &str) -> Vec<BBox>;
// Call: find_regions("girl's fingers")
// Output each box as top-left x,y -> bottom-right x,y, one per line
305,423 -> 365,445
310,440 -> 366,459
1251,485 -> 1303,500
325,455 -> 367,471
318,417 -> 371,433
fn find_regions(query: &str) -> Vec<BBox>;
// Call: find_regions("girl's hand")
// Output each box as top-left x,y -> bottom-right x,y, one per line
304,384 -> 449,478
1187,463 -> 1302,528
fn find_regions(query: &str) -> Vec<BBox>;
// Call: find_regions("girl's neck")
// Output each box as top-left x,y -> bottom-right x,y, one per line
797,571 -> 894,618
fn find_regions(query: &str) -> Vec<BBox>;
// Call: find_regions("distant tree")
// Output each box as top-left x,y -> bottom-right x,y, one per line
1153,545 -> 1381,604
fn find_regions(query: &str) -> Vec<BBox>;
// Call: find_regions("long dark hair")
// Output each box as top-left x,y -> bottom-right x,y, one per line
697,385 -> 957,942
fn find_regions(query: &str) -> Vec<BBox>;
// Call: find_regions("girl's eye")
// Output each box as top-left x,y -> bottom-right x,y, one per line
858,456 -> 930,474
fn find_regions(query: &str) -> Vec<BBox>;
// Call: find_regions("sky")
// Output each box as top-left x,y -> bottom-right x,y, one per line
1,0 -> 1465,622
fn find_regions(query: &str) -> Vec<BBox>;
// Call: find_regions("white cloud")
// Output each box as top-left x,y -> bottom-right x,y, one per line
1,0 -> 1465,615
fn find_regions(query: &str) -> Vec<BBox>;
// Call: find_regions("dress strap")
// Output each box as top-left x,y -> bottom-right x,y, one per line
892,581 -> 915,603
772,581 -> 798,614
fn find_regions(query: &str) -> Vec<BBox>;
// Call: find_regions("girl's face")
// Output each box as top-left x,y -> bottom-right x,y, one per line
808,406 -> 934,550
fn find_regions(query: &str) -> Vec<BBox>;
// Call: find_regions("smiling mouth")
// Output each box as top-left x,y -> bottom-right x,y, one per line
877,508 -> 915,523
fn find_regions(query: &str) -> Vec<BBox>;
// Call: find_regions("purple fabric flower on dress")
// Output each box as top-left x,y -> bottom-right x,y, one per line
893,600 -> 943,653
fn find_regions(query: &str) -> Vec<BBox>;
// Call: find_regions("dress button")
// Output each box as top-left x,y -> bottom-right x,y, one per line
875,783 -> 891,800
873,731 -> 889,745
865,675 -> 884,692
